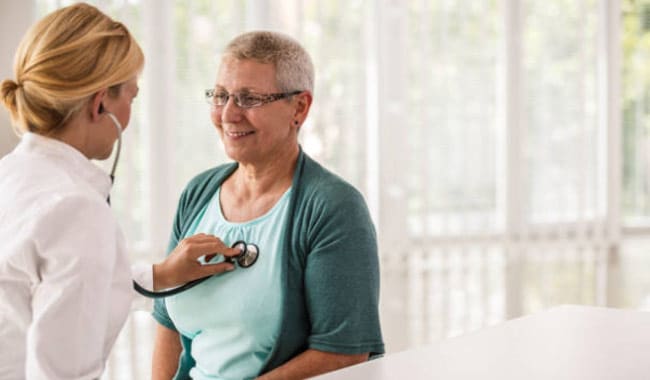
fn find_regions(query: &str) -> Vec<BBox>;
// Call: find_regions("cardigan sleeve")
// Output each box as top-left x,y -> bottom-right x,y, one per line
303,184 -> 385,357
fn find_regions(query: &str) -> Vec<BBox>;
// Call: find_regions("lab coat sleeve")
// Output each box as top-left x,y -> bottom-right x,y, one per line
131,262 -> 154,291
26,195 -> 122,379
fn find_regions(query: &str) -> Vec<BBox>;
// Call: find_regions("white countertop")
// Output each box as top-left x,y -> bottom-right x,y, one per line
313,305 -> 650,380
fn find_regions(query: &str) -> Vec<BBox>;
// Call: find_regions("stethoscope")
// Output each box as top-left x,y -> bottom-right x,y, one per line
104,111 -> 122,185
133,240 -> 260,298
103,110 -> 260,299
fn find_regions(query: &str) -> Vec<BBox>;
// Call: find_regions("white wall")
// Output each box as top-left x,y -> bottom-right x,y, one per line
0,2 -> 34,157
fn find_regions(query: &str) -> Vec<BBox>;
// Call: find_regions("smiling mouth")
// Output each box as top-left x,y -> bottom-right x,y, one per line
227,131 -> 255,137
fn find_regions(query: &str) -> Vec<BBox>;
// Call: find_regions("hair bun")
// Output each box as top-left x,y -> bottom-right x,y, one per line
1,79 -> 20,111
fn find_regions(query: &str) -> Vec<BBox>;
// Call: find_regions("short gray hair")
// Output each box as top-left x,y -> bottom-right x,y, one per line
222,31 -> 314,94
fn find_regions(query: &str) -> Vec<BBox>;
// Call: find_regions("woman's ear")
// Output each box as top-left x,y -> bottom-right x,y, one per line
90,89 -> 108,121
293,91 -> 313,123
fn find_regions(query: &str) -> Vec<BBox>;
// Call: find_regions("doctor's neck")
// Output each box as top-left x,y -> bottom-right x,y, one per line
49,112 -> 113,161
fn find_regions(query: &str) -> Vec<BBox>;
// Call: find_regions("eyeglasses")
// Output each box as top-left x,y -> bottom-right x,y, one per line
205,89 -> 302,109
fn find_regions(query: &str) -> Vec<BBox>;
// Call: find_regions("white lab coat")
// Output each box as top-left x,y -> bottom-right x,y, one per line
0,133 -> 153,379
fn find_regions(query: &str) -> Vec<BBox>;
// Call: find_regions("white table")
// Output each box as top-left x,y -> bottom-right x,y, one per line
313,305 -> 650,380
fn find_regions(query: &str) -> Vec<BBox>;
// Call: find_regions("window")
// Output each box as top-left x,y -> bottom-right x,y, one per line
31,1 -> 650,379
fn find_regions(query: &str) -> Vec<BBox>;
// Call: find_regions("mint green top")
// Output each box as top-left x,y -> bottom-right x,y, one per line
166,187 -> 291,380
153,150 -> 384,379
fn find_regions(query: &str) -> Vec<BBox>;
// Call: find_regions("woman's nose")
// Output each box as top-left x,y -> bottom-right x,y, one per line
219,95 -> 244,123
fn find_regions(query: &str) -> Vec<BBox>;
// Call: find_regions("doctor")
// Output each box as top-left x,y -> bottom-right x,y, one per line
0,3 -> 238,379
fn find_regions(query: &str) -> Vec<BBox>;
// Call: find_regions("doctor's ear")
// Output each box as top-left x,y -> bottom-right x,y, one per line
90,89 -> 108,121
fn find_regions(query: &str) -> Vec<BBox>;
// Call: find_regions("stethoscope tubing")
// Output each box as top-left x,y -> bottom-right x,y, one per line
133,275 -> 211,298
104,111 -> 122,184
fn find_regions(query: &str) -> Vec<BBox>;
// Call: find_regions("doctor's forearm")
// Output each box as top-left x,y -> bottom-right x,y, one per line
256,349 -> 368,380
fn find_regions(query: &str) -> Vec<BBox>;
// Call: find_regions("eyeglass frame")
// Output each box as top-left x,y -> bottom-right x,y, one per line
205,89 -> 303,109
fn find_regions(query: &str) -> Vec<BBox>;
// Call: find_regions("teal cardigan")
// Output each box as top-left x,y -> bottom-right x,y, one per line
153,150 -> 384,379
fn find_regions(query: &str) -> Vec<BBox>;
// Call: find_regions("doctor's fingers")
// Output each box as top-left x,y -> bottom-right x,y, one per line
195,261 -> 236,278
179,239 -> 241,259
180,233 -> 226,244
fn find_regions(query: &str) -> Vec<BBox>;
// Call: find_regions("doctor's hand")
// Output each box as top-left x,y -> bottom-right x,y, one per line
152,233 -> 241,290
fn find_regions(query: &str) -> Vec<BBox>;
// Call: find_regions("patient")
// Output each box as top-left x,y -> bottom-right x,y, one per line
151,31 -> 384,379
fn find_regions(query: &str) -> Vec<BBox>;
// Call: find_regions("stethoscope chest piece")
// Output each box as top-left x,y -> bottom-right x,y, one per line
228,240 -> 260,268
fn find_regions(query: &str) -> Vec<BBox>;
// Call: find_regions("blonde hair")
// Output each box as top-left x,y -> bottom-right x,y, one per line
0,2 -> 144,135
222,31 -> 314,94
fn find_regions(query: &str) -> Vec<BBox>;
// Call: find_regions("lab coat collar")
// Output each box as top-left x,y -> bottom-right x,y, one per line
16,132 -> 113,200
